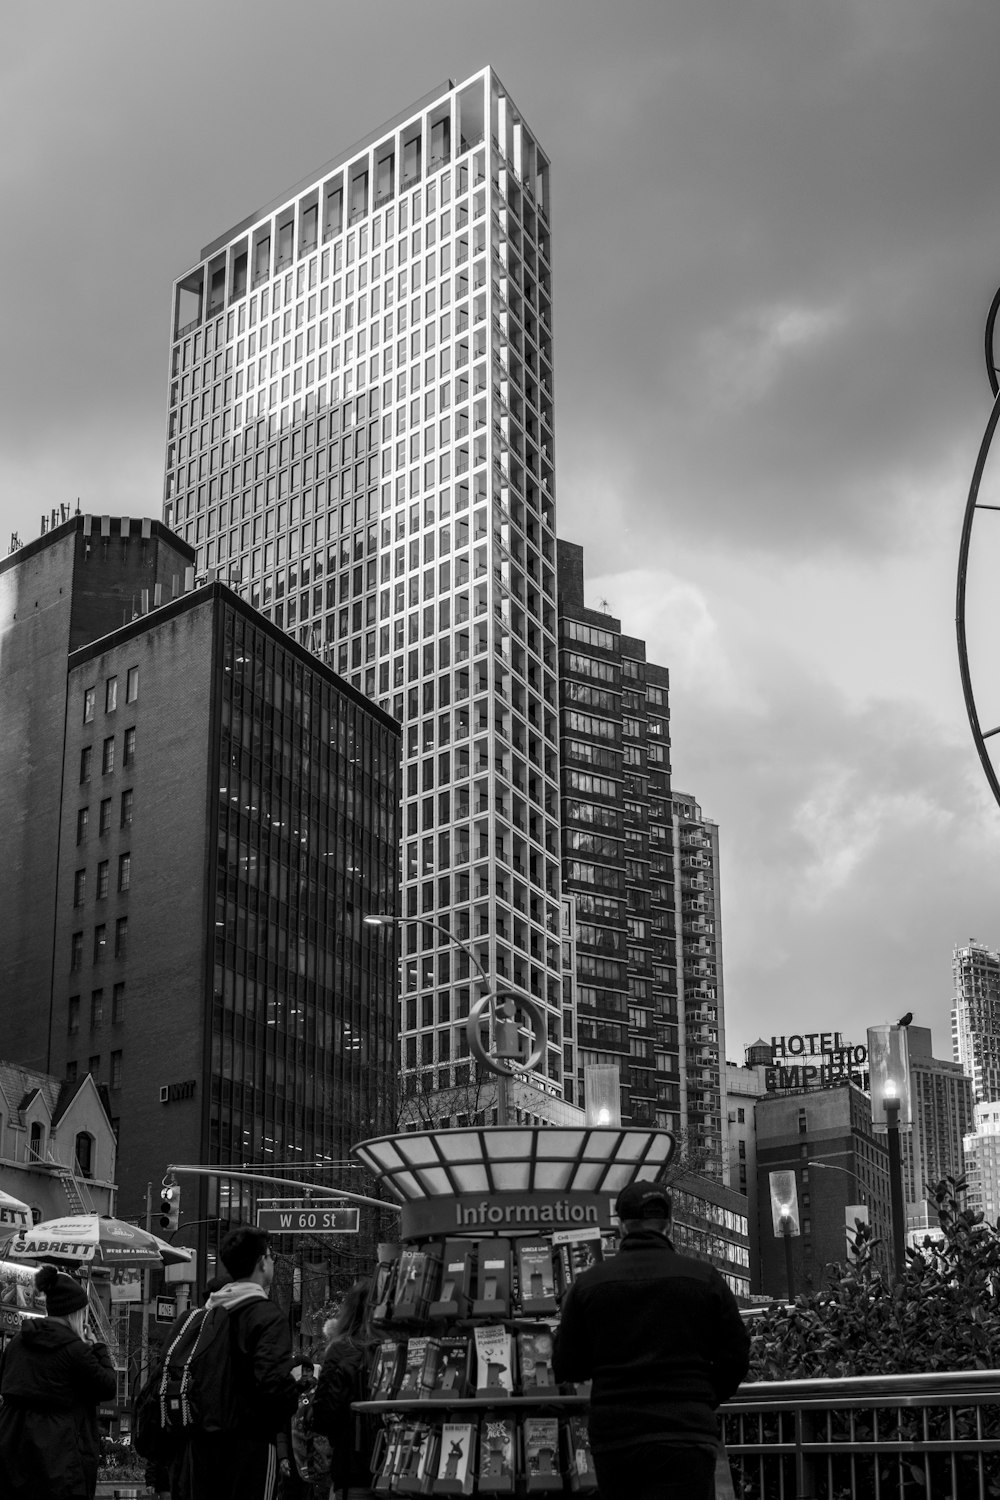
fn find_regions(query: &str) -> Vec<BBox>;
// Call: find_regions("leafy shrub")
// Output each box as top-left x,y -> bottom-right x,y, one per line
98,1435 -> 147,1482
748,1177 -> 1000,1381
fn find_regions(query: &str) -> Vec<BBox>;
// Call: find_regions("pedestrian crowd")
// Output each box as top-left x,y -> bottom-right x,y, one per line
0,1183 -> 748,1500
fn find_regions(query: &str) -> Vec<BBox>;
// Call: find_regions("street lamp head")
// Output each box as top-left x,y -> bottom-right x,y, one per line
884,1078 -> 898,1101
364,914 -> 395,928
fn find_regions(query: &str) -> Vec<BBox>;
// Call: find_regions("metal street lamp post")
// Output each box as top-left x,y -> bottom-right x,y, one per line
868,1025 -> 911,1282
884,1087 -> 907,1280
768,1170 -> 801,1303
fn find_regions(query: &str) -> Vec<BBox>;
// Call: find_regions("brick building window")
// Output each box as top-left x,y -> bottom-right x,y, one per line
105,677 -> 118,714
70,932 -> 83,971
73,870 -> 86,907
76,808 -> 89,845
115,917 -> 128,959
80,746 -> 92,783
90,990 -> 103,1028
93,924 -> 107,963
110,1051 -> 123,1090
118,853 -> 131,892
99,799 -> 111,835
97,860 -> 109,900
67,996 -> 80,1034
120,789 -> 133,827
83,687 -> 95,724
112,983 -> 125,1024
123,727 -> 136,768
126,666 -> 139,703
102,737 -> 115,775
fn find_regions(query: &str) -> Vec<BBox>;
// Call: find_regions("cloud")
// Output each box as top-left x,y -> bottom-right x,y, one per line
701,299 -> 850,410
579,554 -> 1000,1060
677,657 -> 1000,1061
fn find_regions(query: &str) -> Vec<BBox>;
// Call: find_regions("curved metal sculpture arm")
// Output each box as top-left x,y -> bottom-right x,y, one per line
956,376 -> 1000,815
985,284 -> 1000,398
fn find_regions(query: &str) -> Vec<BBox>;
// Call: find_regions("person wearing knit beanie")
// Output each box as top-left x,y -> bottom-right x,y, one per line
36,1262 -> 89,1317
0,1260 -> 117,1498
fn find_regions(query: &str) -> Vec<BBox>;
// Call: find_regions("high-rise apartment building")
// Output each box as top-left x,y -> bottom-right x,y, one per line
900,1026 -> 972,1223
963,1101 -> 1000,1221
724,1049 -> 772,1291
164,68 -> 564,1104
556,542 -> 703,1137
672,792 -> 726,1167
952,940 -> 1000,1103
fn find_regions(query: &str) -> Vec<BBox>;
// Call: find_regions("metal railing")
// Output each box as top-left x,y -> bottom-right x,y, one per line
721,1368 -> 1000,1499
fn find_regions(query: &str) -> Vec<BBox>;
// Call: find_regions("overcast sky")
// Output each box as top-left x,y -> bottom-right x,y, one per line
4,0 -> 1000,1064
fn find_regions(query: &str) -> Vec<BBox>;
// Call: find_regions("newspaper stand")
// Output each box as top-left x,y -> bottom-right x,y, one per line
351,1124 -> 674,1496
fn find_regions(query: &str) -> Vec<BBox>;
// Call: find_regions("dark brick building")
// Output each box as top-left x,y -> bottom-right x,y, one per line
1,515 -> 194,1070
755,1080 -> 892,1295
1,515 -> 401,1262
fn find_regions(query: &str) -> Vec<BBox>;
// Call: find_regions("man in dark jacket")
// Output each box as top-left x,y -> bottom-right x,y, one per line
552,1181 -> 750,1500
173,1224 -> 299,1500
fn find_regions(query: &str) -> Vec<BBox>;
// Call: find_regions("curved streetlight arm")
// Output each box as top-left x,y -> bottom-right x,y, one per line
810,1161 -> 863,1188
365,913 -> 492,989
365,912 -> 548,1098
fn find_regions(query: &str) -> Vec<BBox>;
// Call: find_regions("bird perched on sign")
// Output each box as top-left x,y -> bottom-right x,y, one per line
897,1012 -> 913,1027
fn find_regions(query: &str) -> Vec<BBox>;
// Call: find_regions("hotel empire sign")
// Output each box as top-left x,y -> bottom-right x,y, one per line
765,1032 -> 869,1093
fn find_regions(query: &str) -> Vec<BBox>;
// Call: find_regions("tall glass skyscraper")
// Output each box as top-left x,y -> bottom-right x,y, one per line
163,69 -> 564,1105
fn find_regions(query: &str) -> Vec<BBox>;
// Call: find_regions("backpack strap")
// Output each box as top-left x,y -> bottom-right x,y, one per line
157,1309 -> 205,1430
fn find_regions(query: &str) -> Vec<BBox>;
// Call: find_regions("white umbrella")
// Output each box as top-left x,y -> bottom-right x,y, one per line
9,1213 -> 190,1266
147,1230 -> 195,1266
0,1188 -> 32,1237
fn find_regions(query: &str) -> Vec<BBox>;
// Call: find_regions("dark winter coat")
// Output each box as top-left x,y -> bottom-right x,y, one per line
552,1229 -> 751,1454
0,1316 -> 117,1499
167,1285 -> 299,1500
312,1336 -> 376,1492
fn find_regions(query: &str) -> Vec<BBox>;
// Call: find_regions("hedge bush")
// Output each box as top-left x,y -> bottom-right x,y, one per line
748,1177 -> 1000,1381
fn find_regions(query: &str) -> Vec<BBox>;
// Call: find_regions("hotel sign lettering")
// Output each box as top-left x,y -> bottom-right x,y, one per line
766,1032 -> 869,1093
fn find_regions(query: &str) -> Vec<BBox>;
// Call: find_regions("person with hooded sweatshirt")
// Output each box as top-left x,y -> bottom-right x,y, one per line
552,1182 -> 750,1500
0,1263 -> 117,1500
171,1223 -> 299,1500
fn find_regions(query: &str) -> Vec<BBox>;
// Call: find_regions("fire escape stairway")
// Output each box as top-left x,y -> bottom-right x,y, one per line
49,1154 -> 96,1216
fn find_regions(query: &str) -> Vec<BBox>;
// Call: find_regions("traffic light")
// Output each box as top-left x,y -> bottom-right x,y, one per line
158,1183 -> 181,1233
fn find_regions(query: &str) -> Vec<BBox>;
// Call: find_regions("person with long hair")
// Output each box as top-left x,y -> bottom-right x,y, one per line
311,1280 -> 377,1500
0,1263 -> 117,1499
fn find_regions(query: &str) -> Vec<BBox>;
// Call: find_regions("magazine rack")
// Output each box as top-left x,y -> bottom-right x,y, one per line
350,1124 -> 674,1496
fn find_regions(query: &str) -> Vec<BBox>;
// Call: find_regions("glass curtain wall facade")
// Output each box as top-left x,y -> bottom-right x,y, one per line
556,542 -> 677,1127
164,69 -> 564,1103
213,602 -> 400,1215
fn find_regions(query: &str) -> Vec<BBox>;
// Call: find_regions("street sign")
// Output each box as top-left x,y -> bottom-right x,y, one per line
154,1296 -> 176,1323
256,1206 -> 359,1234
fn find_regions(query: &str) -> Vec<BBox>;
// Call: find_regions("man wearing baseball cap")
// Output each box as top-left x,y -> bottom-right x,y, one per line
552,1180 -> 749,1500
